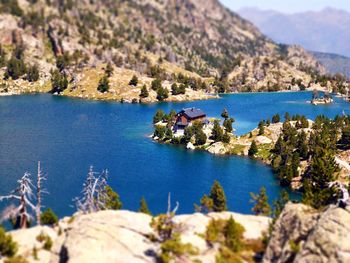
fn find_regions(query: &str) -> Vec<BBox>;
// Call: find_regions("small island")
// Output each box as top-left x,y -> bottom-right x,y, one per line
152,109 -> 350,196
310,89 -> 333,105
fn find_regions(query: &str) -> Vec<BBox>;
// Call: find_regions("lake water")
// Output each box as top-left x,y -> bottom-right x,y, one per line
0,92 -> 349,217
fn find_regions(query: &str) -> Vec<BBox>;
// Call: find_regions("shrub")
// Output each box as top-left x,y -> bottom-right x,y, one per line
139,85 -> 149,98
0,226 -> 18,257
40,208 -> 58,226
26,64 -> 39,82
50,70 -> 68,94
1,0 -> 23,16
129,75 -> 138,86
156,87 -> 169,101
36,232 -> 52,251
97,75 -> 109,93
4,57 -> 26,80
159,233 -> 198,263
151,78 -> 162,91
4,256 -> 28,263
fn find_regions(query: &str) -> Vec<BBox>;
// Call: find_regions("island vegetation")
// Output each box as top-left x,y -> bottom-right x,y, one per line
152,109 -> 350,210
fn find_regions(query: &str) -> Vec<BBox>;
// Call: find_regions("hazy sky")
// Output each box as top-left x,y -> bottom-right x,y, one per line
219,0 -> 350,13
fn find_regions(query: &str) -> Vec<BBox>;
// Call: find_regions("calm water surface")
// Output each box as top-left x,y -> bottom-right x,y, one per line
0,92 -> 348,217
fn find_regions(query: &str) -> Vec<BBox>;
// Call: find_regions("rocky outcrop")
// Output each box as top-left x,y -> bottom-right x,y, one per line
264,203 -> 350,263
8,210 -> 270,263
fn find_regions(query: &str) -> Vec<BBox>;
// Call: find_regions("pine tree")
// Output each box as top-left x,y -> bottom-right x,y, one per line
209,181 -> 227,212
171,83 -> 179,95
156,87 -> 169,101
140,85 -> 149,98
103,186 -> 122,210
27,64 -> 40,82
222,132 -> 230,143
221,108 -> 229,119
248,141 -> 258,157
50,70 -> 68,94
272,113 -> 280,124
153,109 -> 165,124
195,129 -> 207,146
129,75 -> 138,86
97,75 -> 109,93
302,147 -> 340,209
211,120 -> 223,142
5,56 -> 26,80
223,118 -> 234,133
250,187 -> 271,216
139,197 -> 151,215
258,121 -> 265,135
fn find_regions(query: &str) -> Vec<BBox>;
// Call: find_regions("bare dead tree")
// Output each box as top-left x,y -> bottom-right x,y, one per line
0,172 -> 36,229
36,161 -> 48,225
74,166 -> 110,214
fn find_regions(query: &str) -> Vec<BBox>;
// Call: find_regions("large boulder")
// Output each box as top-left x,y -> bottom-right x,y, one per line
264,203 -> 350,263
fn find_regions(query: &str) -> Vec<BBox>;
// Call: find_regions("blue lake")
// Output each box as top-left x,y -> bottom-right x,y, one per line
0,92 -> 349,217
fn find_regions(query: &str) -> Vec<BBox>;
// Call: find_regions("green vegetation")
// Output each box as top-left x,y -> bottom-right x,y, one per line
4,57 -> 26,80
129,75 -> 138,86
196,180 -> 227,213
26,64 -> 39,82
250,187 -> 271,216
50,70 -> 68,94
40,208 -> 58,226
153,109 -> 165,124
248,141 -> 258,157
139,85 -> 149,98
102,186 -> 122,210
97,75 -> 110,93
139,197 -> 151,215
36,232 -> 53,251
0,226 -> 18,257
205,217 -> 245,262
156,86 -> 169,101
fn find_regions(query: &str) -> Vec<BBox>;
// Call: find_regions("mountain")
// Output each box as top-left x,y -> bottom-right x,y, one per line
0,0 -> 324,102
311,51 -> 350,77
238,7 -> 350,58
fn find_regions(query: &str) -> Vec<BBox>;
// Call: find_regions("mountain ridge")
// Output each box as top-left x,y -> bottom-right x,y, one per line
0,0 -> 326,102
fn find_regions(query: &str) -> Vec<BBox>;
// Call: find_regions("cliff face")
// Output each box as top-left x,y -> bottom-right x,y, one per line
0,0 -> 324,100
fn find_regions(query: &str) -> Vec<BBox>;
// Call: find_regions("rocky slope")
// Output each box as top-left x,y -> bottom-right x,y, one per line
7,210 -> 270,263
5,203 -> 350,262
264,203 -> 350,263
0,0 -> 324,102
